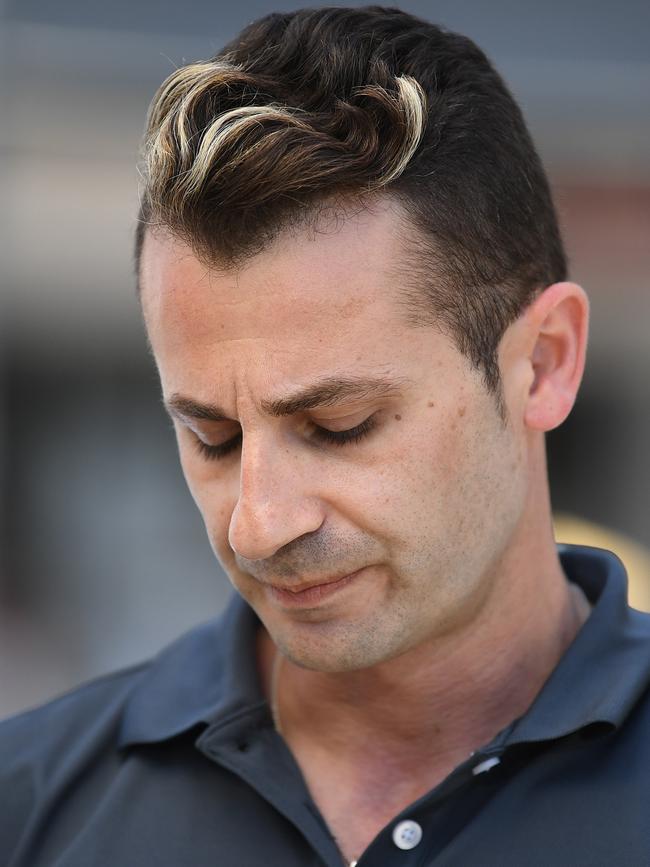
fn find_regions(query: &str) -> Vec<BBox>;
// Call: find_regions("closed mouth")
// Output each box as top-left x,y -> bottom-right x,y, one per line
265,571 -> 360,594
262,568 -> 366,606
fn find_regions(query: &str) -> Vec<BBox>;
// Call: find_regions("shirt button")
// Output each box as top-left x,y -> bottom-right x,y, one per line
472,756 -> 501,775
392,819 -> 423,850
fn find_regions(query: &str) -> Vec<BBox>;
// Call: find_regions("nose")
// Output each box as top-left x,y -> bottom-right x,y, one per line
228,432 -> 324,561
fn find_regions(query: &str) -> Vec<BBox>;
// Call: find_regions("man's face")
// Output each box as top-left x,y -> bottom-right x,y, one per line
141,202 -> 529,672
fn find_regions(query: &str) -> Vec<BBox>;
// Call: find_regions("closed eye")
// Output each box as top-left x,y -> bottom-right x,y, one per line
311,415 -> 377,446
193,415 -> 378,461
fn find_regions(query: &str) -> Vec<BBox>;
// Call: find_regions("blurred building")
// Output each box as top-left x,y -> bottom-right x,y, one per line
1,0 -> 649,718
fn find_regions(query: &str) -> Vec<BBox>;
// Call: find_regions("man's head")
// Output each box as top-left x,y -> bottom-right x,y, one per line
137,7 -> 588,672
136,5 -> 567,396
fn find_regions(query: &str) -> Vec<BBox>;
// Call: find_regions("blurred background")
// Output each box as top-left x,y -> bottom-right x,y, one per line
1,0 -> 648,719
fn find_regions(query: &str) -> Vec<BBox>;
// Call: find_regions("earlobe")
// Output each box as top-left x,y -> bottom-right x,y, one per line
523,282 -> 589,433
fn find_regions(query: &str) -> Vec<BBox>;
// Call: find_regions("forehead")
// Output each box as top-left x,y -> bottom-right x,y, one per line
140,203 -> 422,389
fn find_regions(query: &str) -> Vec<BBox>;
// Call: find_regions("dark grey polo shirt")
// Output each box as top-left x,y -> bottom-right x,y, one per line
2,544 -> 650,866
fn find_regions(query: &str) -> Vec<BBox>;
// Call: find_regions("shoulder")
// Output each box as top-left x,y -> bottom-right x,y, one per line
0,661 -> 149,756
0,600 -> 247,861
0,662 -> 150,860
0,598 -> 244,759
0,598 -> 252,864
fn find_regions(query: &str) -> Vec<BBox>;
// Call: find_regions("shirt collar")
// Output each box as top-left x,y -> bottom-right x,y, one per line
501,544 -> 650,746
119,544 -> 650,749
119,591 -> 263,747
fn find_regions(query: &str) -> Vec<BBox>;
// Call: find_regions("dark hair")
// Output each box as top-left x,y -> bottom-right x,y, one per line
135,5 -> 567,394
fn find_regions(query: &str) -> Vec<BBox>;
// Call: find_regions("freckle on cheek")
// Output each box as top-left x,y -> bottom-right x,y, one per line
394,414 -> 402,421
458,406 -> 466,417
427,401 -> 434,408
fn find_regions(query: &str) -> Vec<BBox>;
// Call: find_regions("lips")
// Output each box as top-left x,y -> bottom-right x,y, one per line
263,568 -> 365,607
267,571 -> 360,594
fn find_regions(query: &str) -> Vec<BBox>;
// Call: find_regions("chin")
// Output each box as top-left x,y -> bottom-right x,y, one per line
273,618 -> 403,673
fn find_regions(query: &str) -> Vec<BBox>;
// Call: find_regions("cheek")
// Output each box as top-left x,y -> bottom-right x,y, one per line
177,443 -> 211,511
436,409 -> 526,554
176,445 -> 239,563
376,400 -> 520,551
204,504 -> 241,581
371,409 -> 464,511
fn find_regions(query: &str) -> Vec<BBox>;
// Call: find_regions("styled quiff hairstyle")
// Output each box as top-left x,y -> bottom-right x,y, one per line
135,5 -> 567,394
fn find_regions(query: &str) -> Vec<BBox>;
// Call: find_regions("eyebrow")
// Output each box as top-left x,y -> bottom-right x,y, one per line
165,374 -> 410,422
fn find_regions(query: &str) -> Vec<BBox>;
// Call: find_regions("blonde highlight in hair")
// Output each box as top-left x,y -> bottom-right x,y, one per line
139,53 -> 426,260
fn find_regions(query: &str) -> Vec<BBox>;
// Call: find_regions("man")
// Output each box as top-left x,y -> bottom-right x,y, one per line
2,7 -> 649,866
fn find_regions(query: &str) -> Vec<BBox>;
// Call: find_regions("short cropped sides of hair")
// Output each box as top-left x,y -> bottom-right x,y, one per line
135,6 -> 567,395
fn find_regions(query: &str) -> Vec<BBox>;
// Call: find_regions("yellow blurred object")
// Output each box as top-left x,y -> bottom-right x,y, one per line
554,513 -> 650,613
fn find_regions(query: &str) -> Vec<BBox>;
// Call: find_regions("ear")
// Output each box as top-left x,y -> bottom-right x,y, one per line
522,282 -> 589,432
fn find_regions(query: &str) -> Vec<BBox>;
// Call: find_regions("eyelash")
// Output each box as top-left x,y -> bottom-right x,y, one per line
193,415 -> 378,462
